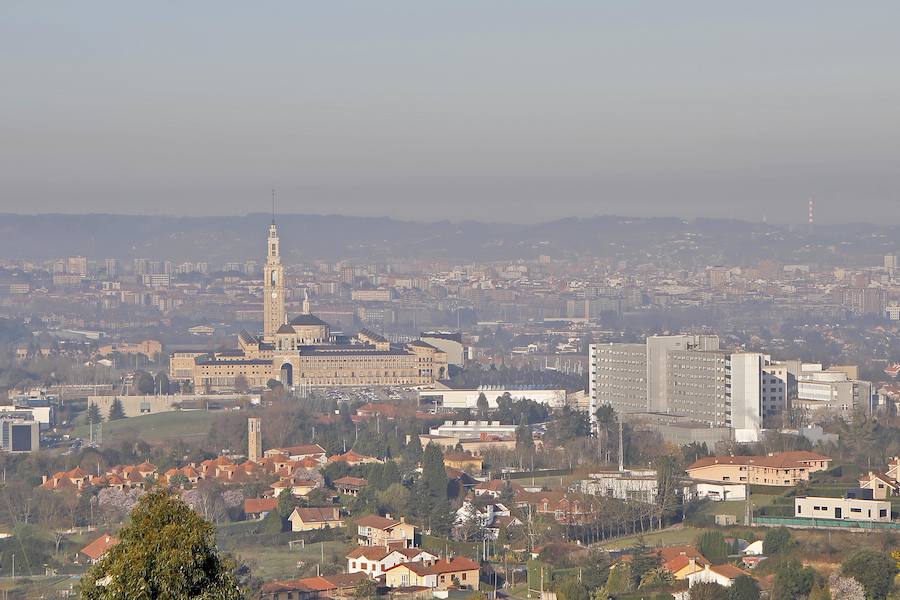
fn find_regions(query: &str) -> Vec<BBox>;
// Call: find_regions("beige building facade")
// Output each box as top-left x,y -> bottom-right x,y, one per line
686,451 -> 832,487
170,223 -> 447,391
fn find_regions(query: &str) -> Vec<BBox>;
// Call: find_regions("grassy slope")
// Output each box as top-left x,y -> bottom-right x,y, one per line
71,410 -> 218,445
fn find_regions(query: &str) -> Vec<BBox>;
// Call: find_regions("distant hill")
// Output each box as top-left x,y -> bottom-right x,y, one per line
0,212 -> 897,265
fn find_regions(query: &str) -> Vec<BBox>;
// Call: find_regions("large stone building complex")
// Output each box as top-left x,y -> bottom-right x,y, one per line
170,223 -> 448,392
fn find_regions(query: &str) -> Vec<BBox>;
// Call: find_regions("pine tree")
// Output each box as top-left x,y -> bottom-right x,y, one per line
422,443 -> 448,502
697,531 -> 729,565
476,392 -> 490,419
108,398 -> 125,421
380,461 -> 400,489
515,416 -> 535,470
276,490 -> 297,519
87,403 -> 102,424
728,575 -> 761,600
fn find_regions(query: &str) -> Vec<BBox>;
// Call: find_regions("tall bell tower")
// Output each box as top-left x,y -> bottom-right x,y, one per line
263,201 -> 285,343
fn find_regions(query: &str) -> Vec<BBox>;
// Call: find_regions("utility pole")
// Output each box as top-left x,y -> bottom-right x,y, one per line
745,483 -> 751,526
618,420 -> 624,472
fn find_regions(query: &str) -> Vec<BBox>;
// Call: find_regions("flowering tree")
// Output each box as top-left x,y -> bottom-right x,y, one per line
829,573 -> 866,600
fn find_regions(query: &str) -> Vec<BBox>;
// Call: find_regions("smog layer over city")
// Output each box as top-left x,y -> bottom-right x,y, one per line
2,3 -> 900,600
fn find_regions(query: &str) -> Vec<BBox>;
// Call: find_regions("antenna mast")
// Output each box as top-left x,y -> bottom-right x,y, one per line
808,198 -> 814,234
271,188 -> 276,225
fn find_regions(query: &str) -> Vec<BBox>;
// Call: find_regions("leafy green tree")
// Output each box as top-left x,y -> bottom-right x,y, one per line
605,563 -> 632,595
169,474 -> 189,489
807,582 -> 832,600
88,403 -> 102,424
683,441 -> 710,464
690,581 -> 728,600
353,577 -> 377,599
80,490 -> 243,600
728,575 -> 760,600
554,578 -> 589,600
654,455 -> 681,527
276,491 -> 297,519
638,567 -> 673,590
376,483 -> 410,516
135,371 -> 155,395
763,527 -> 791,555
380,461 -> 400,490
771,559 -> 815,600
697,531 -> 728,565
108,398 -> 126,421
515,416 -> 535,469
154,372 -> 170,395
262,508 -> 285,534
841,549 -> 898,600
630,550 -> 661,589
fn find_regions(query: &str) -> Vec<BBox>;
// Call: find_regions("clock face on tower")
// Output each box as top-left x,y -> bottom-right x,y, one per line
272,291 -> 277,299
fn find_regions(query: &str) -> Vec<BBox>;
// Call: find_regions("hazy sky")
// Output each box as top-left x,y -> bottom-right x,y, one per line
2,2 -> 900,224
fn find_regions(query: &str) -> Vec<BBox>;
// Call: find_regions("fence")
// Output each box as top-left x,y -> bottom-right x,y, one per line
753,516 -> 900,531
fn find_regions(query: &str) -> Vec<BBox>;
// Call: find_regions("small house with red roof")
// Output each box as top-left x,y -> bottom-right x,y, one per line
244,497 -> 279,520
384,557 -> 480,590
260,572 -> 369,600
80,533 -> 119,564
334,476 -> 368,496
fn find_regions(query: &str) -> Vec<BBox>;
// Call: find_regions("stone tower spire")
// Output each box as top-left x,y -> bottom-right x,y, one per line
262,210 -> 285,342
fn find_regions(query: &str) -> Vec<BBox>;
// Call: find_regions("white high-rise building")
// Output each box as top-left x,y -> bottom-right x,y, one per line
589,335 -> 764,441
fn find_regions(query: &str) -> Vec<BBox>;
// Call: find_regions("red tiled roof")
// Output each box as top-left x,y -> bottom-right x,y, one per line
261,572 -> 368,594
656,545 -> 708,565
346,546 -> 391,560
687,451 -> 831,471
385,556 -> 480,577
356,514 -> 400,530
859,472 -> 899,487
290,507 -> 341,523
244,497 -> 278,514
81,534 -> 119,561
709,564 -> 749,579
334,476 -> 368,486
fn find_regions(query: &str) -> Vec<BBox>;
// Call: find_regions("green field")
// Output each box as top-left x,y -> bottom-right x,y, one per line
227,539 -> 351,581
601,526 -> 707,551
0,575 -> 82,599
72,410 -> 219,445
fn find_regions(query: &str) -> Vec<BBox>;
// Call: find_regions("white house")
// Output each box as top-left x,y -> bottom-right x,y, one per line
691,481 -> 747,502
455,500 -> 521,540
346,546 -> 437,578
742,540 -> 764,556
687,564 -> 749,588
575,470 -> 659,503
795,496 -> 891,522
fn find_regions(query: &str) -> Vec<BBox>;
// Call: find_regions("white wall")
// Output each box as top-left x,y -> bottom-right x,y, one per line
729,353 -> 762,436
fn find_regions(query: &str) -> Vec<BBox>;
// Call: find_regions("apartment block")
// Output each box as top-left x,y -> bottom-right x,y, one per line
590,335 -> 767,440
796,364 -> 874,416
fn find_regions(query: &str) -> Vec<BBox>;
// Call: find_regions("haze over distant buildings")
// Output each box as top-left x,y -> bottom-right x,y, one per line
2,2 -> 900,223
